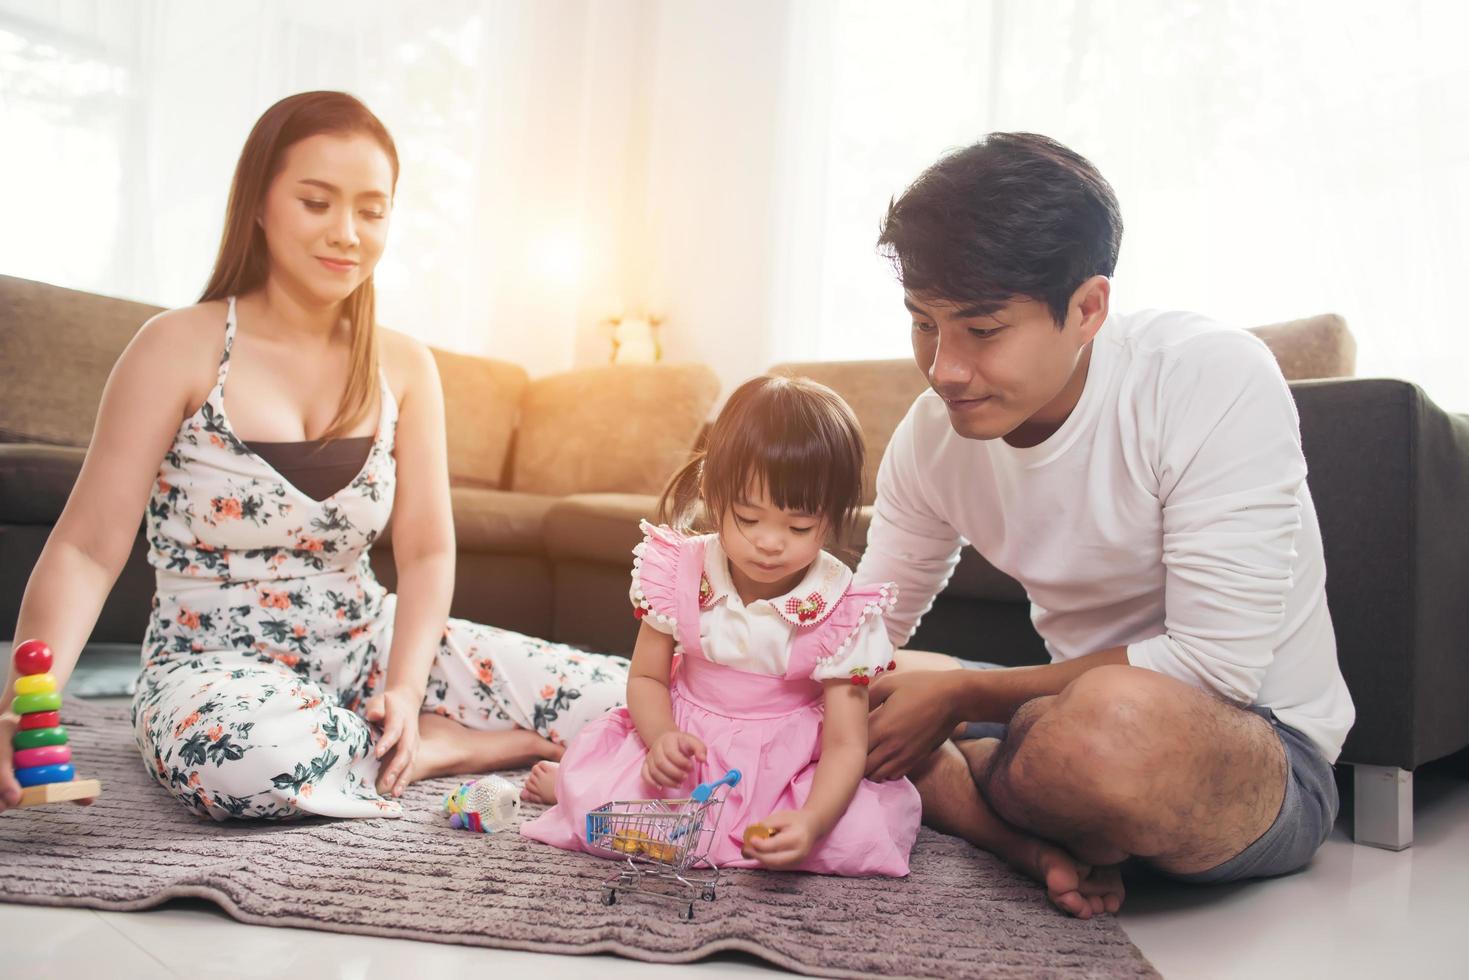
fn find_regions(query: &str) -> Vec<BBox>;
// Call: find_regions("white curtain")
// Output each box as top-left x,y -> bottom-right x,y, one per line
5,1 -> 1467,409
0,0 -> 632,375
769,0 -> 1469,412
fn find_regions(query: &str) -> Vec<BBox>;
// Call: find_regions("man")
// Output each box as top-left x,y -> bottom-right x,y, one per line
854,133 -> 1354,918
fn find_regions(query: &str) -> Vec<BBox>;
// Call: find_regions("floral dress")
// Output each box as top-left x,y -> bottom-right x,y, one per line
130,297 -> 628,820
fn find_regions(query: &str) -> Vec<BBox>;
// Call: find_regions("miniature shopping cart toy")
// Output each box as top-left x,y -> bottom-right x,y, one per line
8,639 -> 102,807
584,769 -> 741,920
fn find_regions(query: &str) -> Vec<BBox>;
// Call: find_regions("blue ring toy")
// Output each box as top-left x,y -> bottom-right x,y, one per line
15,763 -> 75,787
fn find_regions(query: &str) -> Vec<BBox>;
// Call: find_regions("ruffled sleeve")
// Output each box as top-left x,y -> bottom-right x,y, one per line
808,582 -> 900,685
629,520 -> 684,635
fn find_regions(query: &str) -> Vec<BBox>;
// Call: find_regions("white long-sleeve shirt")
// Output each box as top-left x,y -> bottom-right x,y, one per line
855,309 -> 1355,761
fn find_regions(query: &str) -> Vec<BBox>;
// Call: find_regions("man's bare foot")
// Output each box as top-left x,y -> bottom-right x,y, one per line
521,760 -> 559,804
955,735 -> 1001,782
1027,841 -> 1125,919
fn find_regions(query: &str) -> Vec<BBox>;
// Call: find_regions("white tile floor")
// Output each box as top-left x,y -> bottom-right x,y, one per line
4,692 -> 1467,979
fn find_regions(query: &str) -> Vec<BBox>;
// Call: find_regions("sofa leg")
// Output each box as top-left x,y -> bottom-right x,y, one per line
1352,764 -> 1413,850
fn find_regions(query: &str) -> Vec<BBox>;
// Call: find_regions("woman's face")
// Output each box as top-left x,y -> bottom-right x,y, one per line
259,132 -> 394,304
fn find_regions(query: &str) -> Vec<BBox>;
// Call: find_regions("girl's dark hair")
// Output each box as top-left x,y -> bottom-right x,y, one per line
877,132 -> 1122,326
657,375 -> 865,540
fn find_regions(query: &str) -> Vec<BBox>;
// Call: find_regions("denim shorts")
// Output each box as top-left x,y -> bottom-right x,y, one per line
957,660 -> 1339,882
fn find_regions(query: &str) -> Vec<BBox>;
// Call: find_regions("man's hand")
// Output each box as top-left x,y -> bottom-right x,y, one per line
865,669 -> 965,782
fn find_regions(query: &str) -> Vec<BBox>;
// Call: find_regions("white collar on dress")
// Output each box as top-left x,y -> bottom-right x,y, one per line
700,535 -> 853,627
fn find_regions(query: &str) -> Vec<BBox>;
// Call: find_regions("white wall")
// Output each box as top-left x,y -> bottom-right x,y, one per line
586,0 -> 794,394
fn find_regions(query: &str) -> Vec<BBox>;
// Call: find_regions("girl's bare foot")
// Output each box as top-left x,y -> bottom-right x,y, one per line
521,760 -> 559,804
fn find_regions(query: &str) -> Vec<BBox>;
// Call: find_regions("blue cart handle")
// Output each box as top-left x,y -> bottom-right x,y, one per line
691,769 -> 741,803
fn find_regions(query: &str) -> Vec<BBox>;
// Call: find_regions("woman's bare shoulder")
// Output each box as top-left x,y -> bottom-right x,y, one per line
377,326 -> 439,401
135,300 -> 228,350
124,301 -> 230,409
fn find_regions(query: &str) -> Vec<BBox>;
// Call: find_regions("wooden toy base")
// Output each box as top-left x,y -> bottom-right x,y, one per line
16,779 -> 101,808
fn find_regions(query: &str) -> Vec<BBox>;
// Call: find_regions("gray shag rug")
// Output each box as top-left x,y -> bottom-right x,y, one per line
0,700 -> 1156,979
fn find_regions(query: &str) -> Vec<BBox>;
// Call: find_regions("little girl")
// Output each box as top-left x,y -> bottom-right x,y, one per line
520,376 -> 921,876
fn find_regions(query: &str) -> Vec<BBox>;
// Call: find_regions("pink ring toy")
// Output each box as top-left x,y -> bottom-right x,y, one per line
13,745 -> 71,769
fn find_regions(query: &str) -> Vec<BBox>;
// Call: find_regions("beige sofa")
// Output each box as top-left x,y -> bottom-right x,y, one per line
0,274 -> 718,650
12,272 -> 1469,851
0,274 -> 1361,661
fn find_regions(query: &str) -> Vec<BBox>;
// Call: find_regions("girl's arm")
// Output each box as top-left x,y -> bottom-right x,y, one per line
743,679 -> 868,868
801,680 -> 869,835
626,621 -> 706,787
625,621 -> 679,747
2,310 -> 212,810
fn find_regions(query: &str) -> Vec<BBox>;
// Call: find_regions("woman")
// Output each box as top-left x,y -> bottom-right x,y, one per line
0,91 -> 627,820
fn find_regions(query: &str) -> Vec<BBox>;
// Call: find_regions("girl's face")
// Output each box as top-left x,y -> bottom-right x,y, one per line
719,483 -> 829,593
259,132 -> 394,305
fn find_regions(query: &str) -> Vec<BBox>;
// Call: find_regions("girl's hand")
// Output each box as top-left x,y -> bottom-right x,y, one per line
741,809 -> 820,869
365,687 -> 422,798
642,730 -> 706,788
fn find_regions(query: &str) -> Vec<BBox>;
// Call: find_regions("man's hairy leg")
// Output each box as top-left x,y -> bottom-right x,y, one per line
910,738 -> 1123,918
980,665 -> 1287,875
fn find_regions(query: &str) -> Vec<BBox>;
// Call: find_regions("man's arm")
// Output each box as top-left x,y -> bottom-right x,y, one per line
853,400 -> 965,647
868,328 -> 1309,779
1121,331 -> 1308,705
949,647 -> 1129,717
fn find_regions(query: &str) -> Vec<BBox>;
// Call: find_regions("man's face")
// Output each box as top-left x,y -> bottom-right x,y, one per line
906,282 -> 1106,444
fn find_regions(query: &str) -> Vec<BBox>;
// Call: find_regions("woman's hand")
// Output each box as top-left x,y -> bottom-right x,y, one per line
741,809 -> 820,869
0,711 -> 96,813
641,730 -> 706,788
364,686 -> 422,797
0,713 -> 21,812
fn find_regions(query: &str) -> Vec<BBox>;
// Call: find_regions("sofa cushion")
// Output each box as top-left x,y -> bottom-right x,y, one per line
431,348 -> 527,489
544,493 -> 659,565
1248,314 -> 1355,381
510,364 -> 719,497
0,276 -> 162,447
769,360 -> 928,506
447,487 -> 558,555
0,444 -> 87,525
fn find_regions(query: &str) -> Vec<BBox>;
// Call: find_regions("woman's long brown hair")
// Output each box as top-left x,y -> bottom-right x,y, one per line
200,91 -> 399,441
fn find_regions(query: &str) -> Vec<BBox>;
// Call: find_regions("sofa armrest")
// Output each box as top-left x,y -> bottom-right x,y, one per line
1293,378 -> 1469,768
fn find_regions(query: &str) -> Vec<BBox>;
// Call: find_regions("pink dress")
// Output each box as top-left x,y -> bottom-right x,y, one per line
520,522 -> 922,876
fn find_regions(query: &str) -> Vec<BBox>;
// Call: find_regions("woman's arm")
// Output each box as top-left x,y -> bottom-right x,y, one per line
378,332 -> 455,702
2,310 -> 210,809
369,332 -> 455,793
